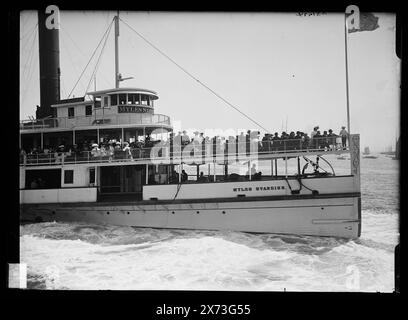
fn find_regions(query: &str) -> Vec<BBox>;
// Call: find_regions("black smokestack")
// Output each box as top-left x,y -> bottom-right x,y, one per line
37,6 -> 60,119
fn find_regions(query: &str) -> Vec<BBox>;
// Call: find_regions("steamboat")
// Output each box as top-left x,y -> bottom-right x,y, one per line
20,10 -> 361,238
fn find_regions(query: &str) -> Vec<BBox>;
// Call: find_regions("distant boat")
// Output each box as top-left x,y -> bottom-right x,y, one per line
363,155 -> 378,159
363,147 -> 370,155
393,136 -> 400,160
337,156 -> 347,160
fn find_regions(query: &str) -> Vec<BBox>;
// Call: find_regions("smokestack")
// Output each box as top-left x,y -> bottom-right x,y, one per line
37,6 -> 61,119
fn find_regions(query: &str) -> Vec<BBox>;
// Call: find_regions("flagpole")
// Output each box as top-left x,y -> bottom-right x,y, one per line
344,13 -> 351,134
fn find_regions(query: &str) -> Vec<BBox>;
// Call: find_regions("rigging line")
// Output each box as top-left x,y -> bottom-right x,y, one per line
20,21 -> 38,41
61,25 -> 112,88
119,17 -> 272,133
60,30 -> 87,94
84,20 -> 113,96
67,17 -> 115,98
21,29 -> 38,106
21,27 -> 37,81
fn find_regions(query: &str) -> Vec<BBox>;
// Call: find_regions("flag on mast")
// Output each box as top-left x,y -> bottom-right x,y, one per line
347,12 -> 379,33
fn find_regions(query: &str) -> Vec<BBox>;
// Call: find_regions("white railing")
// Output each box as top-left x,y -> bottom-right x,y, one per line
20,113 -> 171,130
20,137 -> 349,166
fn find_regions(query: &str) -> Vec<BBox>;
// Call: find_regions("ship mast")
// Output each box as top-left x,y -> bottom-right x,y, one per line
114,11 -> 120,88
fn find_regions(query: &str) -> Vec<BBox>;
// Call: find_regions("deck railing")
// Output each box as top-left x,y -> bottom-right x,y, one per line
20,113 -> 171,130
20,137 -> 349,166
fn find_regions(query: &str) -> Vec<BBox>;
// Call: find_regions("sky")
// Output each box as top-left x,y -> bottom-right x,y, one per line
19,10 -> 400,152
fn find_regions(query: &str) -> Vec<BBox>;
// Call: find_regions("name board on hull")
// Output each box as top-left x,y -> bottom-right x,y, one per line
118,105 -> 153,113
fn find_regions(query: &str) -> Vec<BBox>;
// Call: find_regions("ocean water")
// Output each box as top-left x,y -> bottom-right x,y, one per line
20,154 -> 399,291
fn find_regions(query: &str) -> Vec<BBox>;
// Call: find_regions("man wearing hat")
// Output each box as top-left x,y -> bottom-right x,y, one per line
181,130 -> 189,146
339,126 -> 349,149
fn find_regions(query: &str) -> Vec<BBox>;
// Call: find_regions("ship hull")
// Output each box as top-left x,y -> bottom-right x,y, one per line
20,193 -> 361,238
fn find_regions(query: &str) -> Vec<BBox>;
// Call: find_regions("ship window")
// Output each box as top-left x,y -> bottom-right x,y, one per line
68,107 -> 75,118
119,94 -> 127,105
103,96 -> 109,107
110,94 -> 118,105
85,105 -> 92,116
141,94 -> 149,105
128,93 -> 138,104
89,167 -> 95,184
127,93 -> 134,104
94,97 -> 101,108
64,170 -> 74,184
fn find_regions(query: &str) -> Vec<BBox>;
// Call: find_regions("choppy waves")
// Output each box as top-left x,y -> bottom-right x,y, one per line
20,156 -> 399,291
20,210 -> 398,291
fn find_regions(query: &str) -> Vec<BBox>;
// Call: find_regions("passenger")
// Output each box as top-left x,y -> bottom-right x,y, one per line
314,130 -> 322,149
199,132 -> 205,144
181,170 -> 188,182
107,143 -> 114,161
262,134 -> 271,152
310,126 -> 318,140
253,171 -> 262,180
197,171 -> 209,182
169,170 -> 178,183
280,132 -> 288,151
99,144 -> 107,157
181,130 -> 189,146
327,129 -> 337,150
339,126 -> 349,149
20,149 -> 27,164
30,179 -> 38,189
114,142 -> 122,151
294,131 -> 303,150
302,133 -> 311,150
288,131 -> 296,150
245,130 -> 251,154
123,142 -> 133,160
272,132 -> 280,152
322,131 -> 329,150
91,143 -> 100,157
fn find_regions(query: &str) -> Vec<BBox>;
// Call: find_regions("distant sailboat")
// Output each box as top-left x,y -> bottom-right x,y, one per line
362,146 -> 377,159
392,136 -> 400,160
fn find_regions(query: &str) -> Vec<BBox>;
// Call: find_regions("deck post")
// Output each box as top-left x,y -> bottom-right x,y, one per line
40,132 -> 44,150
271,159 -> 273,177
297,156 -> 301,175
97,128 -> 100,144
121,127 -> 124,144
179,163 -> 182,183
248,160 -> 251,181
146,164 -> 149,184
72,130 -> 75,145
213,161 -> 216,182
285,157 -> 288,177
275,158 -> 278,177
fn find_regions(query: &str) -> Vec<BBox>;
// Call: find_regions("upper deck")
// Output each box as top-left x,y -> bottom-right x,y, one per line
20,87 -> 171,132
19,136 -> 354,167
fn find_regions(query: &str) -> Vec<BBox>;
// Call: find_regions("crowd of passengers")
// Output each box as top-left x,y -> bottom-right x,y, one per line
20,125 -> 349,162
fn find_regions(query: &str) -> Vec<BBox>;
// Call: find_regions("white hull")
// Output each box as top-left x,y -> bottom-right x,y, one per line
21,194 -> 361,238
